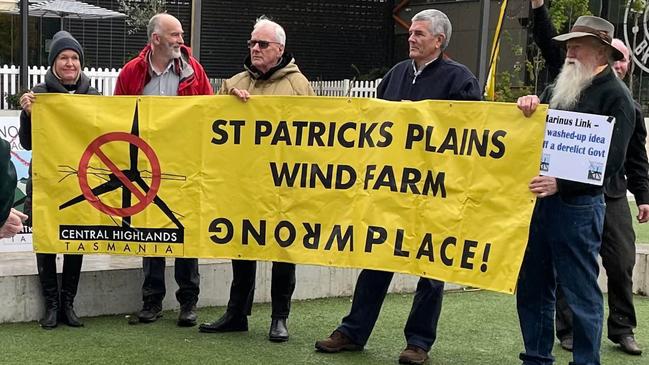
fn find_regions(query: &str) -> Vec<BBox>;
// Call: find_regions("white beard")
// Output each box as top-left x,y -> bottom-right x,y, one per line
549,58 -> 595,110
170,47 -> 181,59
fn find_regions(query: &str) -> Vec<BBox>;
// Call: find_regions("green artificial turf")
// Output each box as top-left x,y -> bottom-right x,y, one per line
1,291 -> 647,364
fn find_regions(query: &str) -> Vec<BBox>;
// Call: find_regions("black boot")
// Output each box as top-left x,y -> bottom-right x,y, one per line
136,302 -> 163,323
59,302 -> 83,327
269,317 -> 289,342
60,255 -> 84,327
177,303 -> 197,327
36,254 -> 59,329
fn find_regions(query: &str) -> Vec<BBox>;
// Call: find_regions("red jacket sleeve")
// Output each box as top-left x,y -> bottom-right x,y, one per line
114,71 -> 127,96
191,59 -> 213,95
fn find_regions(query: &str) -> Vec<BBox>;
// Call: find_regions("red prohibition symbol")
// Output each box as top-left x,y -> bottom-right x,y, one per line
77,132 -> 161,217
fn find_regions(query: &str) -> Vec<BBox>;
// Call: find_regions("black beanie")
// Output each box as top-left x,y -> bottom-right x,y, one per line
48,31 -> 84,67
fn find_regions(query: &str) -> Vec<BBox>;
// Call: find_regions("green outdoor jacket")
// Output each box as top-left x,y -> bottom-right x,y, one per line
0,139 -> 17,225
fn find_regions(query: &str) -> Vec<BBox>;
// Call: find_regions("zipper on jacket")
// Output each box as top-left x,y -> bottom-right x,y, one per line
412,70 -> 421,85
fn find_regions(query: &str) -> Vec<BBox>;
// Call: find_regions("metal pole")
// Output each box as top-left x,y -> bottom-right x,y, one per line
477,0 -> 491,93
630,13 -> 639,94
20,0 -> 29,90
191,0 -> 202,60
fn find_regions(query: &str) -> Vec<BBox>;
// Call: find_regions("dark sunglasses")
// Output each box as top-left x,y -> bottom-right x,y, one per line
247,40 -> 281,49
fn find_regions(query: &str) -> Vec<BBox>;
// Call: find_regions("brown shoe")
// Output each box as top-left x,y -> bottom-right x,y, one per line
559,336 -> 573,352
398,345 -> 429,365
315,330 -> 363,353
616,335 -> 642,355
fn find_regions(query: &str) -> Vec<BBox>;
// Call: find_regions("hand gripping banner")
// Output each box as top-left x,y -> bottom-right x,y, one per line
32,94 -> 546,293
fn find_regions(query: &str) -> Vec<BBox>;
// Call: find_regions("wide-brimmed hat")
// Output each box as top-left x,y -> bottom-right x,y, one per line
552,15 -> 624,61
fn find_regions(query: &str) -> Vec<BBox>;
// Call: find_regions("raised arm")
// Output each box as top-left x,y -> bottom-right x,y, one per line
530,0 -> 565,81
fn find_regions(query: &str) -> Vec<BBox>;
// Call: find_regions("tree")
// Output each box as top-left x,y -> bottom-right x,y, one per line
630,0 -> 646,13
494,31 -> 535,102
547,0 -> 591,32
117,0 -> 167,35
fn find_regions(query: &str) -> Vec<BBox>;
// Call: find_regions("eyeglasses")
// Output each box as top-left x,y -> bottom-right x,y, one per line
247,40 -> 281,49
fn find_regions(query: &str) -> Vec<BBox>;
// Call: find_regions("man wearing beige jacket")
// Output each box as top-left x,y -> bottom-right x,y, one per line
199,15 -> 314,342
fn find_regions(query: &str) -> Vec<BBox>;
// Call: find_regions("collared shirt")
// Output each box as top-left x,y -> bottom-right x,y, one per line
143,53 -> 179,96
411,58 -> 437,84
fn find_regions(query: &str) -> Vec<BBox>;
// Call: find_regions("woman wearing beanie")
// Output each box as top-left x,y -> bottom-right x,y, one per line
18,30 -> 99,330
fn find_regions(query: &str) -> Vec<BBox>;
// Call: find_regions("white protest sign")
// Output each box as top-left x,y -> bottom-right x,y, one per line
540,109 -> 614,186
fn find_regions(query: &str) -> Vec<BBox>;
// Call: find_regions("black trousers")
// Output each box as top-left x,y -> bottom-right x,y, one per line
142,257 -> 200,307
226,260 -> 296,319
556,196 -> 637,341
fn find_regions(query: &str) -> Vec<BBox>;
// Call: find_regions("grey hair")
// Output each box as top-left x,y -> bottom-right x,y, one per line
147,13 -> 164,41
582,36 -> 615,65
254,15 -> 286,45
412,9 -> 452,50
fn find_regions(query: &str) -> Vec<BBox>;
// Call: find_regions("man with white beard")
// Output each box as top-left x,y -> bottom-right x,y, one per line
516,15 -> 635,365
114,13 -> 213,327
529,0 -> 647,356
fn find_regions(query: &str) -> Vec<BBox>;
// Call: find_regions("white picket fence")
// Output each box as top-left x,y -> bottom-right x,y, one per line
311,79 -> 381,98
0,64 -> 381,110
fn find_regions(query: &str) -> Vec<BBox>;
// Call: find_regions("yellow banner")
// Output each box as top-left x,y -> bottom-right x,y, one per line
32,94 -> 546,293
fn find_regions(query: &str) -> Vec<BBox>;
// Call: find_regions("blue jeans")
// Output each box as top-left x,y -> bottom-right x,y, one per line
517,193 -> 605,365
337,269 -> 444,351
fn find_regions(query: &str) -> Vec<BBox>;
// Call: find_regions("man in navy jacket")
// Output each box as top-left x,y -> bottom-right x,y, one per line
315,8 -> 481,365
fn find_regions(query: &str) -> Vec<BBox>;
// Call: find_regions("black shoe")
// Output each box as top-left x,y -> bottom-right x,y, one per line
39,308 -> 58,329
559,336 -> 573,352
137,303 -> 162,323
198,312 -> 248,333
60,303 -> 84,327
615,335 -> 642,355
177,303 -> 197,327
269,318 -> 289,342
